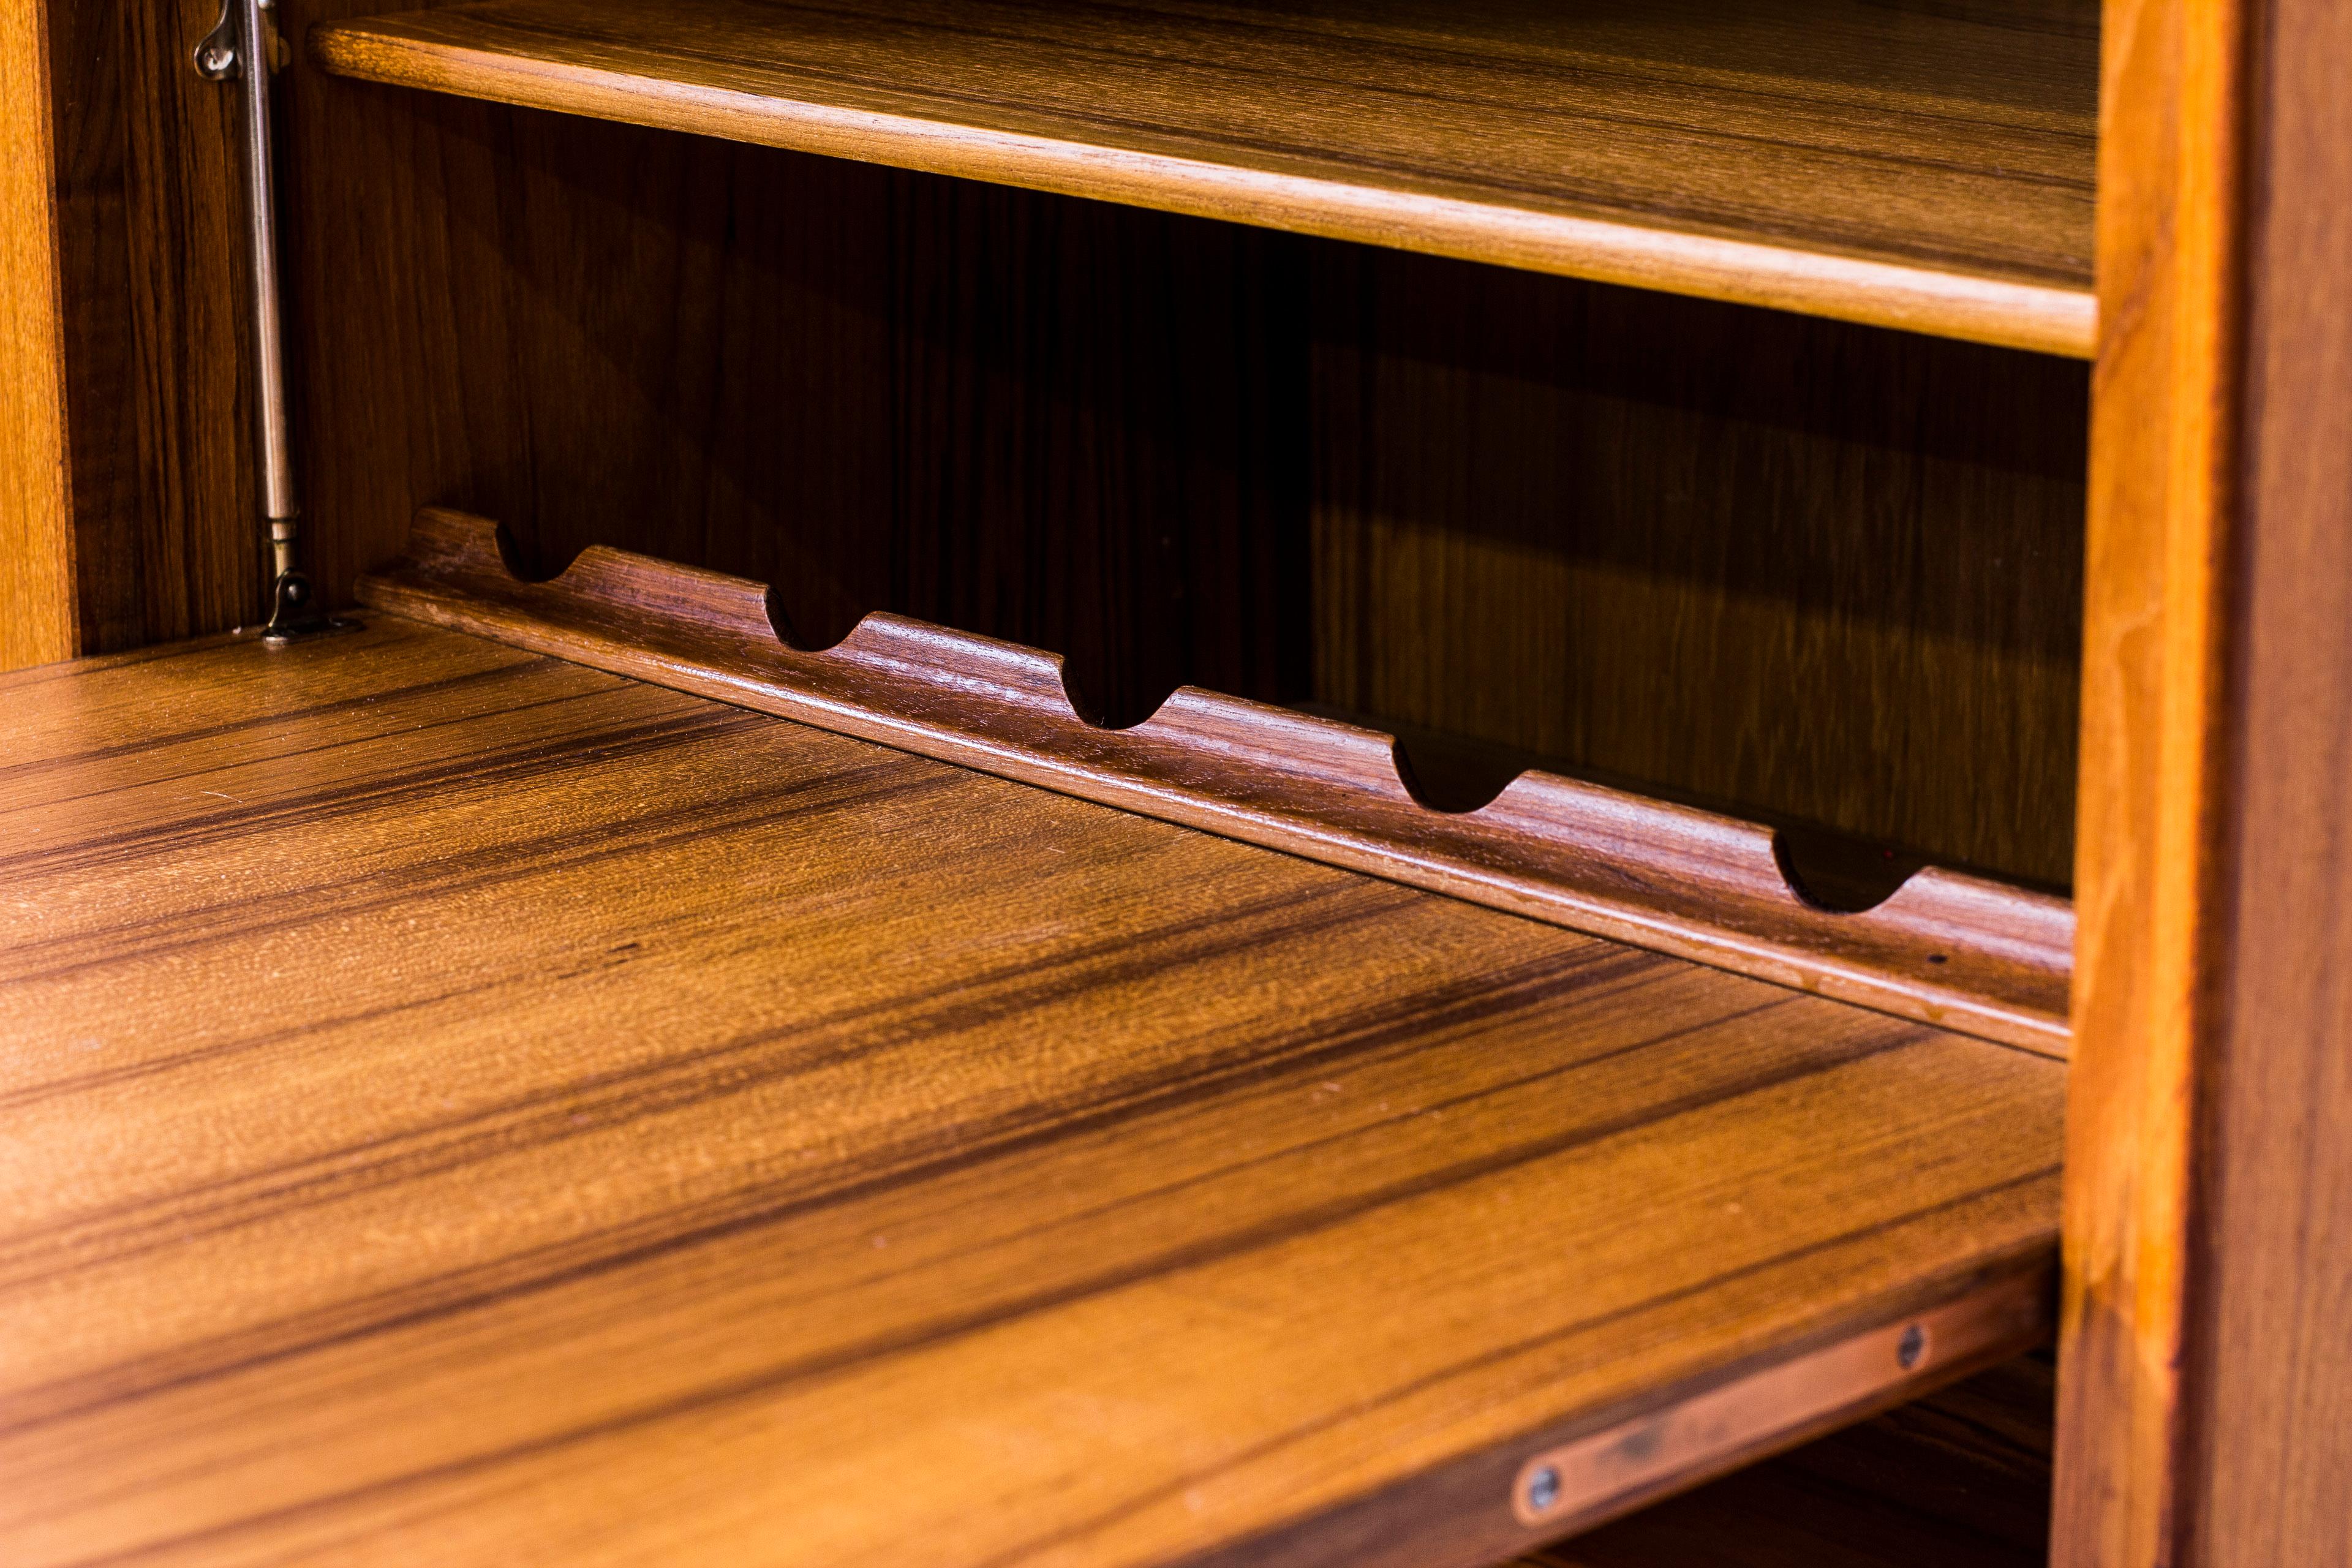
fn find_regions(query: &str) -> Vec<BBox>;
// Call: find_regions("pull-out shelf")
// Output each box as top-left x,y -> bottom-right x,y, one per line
1,609 -> 2059,1566
309,0 -> 2097,355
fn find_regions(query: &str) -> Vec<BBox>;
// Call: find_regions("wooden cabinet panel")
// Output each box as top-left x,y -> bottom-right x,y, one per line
32,0 -> 263,657
0,0 -> 77,669
0,620 -> 2061,1567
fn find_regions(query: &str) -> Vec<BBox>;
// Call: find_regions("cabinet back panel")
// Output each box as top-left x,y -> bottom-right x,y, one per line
282,28 -> 2084,887
1313,251 -> 2088,887
283,74 -> 1308,726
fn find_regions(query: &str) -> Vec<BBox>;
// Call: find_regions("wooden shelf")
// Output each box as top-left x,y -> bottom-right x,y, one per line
309,0 -> 2098,356
0,617 -> 2060,1566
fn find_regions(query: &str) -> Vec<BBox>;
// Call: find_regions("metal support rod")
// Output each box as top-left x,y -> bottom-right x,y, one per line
198,0 -> 350,641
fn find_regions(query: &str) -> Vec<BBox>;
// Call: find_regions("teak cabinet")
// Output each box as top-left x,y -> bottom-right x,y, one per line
1,2 -> 2344,1565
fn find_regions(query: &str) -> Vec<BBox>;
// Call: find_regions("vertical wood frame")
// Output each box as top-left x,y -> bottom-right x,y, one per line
0,0 -> 80,669
2057,0 -> 2245,1558
51,0 -> 264,653
2187,0 -> 2352,1553
7,0 -> 263,666
2062,0 -> 2352,1561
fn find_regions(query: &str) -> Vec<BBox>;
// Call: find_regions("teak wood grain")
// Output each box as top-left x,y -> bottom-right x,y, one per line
360,508 -> 2075,1055
2059,0 -> 2352,1561
307,0 -> 2099,355
2051,0 -> 2240,1561
1,0 -> 78,670
26,0 -> 270,658
273,51 -> 1313,723
2184,0 -> 2352,1551
261,57 -> 2087,892
1308,249 -> 2090,889
0,620 -> 2065,1567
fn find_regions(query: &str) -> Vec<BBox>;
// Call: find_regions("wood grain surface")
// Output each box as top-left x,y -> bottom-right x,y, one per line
36,0 -> 268,655
1309,249 -> 2089,889
2058,0 -> 2352,1557
361,508 -> 2076,1054
2182,0 -> 2352,1552
0,618 -> 2064,1566
2050,0 -> 2242,1561
271,45 -> 2088,893
272,59 -> 1311,724
0,0 -> 78,671
307,0 -> 2099,354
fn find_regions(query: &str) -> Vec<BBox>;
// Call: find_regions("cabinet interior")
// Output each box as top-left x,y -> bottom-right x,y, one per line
282,92 -> 2090,894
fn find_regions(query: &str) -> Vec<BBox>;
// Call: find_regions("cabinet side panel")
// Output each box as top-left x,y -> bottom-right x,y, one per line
42,0 -> 260,653
2054,0 -> 2245,1562
0,0 -> 77,668
2188,0 -> 2352,1555
282,4 -> 2075,881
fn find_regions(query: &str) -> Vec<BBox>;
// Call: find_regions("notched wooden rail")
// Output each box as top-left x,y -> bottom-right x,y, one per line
360,508 -> 2073,1056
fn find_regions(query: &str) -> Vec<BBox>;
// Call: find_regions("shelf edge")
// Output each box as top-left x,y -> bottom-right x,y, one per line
1186,1252 -> 2057,1568
307,21 -> 2097,359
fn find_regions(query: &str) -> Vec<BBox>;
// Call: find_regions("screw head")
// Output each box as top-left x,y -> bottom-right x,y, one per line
1525,1464 -> 1562,1513
1898,1322 -> 1929,1370
200,43 -> 235,74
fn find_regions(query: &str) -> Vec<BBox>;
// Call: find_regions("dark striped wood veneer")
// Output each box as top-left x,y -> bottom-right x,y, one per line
0,620 -> 2060,1566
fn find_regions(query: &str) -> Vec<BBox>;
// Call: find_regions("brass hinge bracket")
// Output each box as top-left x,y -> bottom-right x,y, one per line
196,0 -> 356,646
